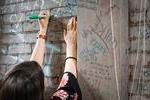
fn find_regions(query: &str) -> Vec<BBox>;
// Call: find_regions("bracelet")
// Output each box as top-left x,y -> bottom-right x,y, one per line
65,57 -> 77,63
37,34 -> 47,40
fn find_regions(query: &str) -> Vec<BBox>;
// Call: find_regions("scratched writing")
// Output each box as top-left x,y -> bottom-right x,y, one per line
81,63 -> 112,81
51,6 -> 76,17
79,11 -> 117,62
79,48 -> 97,61
79,0 -> 98,4
78,0 -> 98,10
129,27 -> 150,40
79,34 -> 106,62
77,1 -> 117,91
89,15 -> 117,49
91,38 -> 105,54
144,28 -> 150,38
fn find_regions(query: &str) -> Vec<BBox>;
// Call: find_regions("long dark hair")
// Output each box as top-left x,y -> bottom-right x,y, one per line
0,61 -> 44,100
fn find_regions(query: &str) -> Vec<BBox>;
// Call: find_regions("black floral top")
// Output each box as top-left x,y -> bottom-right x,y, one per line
50,72 -> 82,100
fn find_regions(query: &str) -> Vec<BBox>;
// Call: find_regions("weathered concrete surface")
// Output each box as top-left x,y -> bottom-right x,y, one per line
77,0 -> 129,100
128,0 -> 150,100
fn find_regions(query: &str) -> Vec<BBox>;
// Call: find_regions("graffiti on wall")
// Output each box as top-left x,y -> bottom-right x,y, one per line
77,2 -> 121,98
0,0 -> 77,84
79,11 -> 117,63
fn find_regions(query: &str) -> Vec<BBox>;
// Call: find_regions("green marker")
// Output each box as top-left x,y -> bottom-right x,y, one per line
28,15 -> 44,20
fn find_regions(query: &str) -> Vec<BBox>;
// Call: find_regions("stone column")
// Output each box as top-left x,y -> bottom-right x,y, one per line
77,0 -> 129,100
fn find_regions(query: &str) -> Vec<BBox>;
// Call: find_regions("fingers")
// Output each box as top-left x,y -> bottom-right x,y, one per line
39,10 -> 50,19
74,18 -> 77,31
63,29 -> 67,37
72,17 -> 77,31
71,18 -> 74,30
38,10 -> 50,29
40,10 -> 49,16
67,17 -> 77,31
64,17 -> 77,45
67,17 -> 73,31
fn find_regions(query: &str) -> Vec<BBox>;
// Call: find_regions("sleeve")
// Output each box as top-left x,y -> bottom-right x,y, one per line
50,72 -> 82,100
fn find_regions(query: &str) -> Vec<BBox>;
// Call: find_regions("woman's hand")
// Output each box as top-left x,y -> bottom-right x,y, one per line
64,17 -> 77,47
38,10 -> 50,35
64,17 -> 77,58
63,17 -> 78,77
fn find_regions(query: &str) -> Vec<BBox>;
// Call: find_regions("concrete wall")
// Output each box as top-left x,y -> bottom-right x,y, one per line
128,0 -> 150,100
77,0 -> 129,100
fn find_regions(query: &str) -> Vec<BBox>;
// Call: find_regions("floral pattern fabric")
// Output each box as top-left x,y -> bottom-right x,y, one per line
51,72 -> 82,100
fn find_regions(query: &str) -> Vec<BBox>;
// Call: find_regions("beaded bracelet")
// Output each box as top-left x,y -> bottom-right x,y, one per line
37,34 -> 47,40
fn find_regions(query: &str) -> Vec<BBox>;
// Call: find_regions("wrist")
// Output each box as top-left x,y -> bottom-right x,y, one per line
66,43 -> 77,48
39,29 -> 47,35
66,45 -> 77,58
66,53 -> 77,58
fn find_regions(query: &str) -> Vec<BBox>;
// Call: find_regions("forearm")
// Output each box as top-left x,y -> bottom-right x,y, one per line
30,31 -> 46,67
64,44 -> 77,78
30,10 -> 49,67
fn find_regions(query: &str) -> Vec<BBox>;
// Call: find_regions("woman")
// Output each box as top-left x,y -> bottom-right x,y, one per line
0,10 -> 82,100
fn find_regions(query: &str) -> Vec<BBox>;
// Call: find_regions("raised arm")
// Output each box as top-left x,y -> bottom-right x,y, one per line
64,17 -> 78,78
51,18 -> 82,100
30,10 -> 49,67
